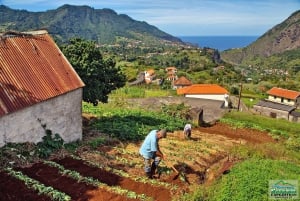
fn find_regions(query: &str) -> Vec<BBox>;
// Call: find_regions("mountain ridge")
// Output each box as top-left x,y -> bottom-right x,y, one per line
0,4 -> 183,45
220,10 -> 300,66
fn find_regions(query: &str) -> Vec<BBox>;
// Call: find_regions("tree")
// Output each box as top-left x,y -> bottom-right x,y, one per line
61,38 -> 126,105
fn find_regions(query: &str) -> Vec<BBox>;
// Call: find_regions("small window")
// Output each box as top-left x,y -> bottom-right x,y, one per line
270,112 -> 277,118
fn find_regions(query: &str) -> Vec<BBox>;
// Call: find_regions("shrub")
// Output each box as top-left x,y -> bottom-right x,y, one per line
37,129 -> 64,158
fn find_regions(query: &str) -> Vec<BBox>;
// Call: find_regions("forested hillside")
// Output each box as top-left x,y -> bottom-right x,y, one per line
0,4 -> 182,44
221,10 -> 300,70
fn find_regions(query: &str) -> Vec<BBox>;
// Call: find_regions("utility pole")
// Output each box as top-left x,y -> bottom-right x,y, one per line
237,82 -> 243,111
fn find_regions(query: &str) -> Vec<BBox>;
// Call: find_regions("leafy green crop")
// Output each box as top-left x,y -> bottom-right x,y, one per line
83,102 -> 186,141
5,167 -> 71,201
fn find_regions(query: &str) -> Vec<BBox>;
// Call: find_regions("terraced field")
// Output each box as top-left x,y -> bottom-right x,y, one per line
0,123 -> 275,201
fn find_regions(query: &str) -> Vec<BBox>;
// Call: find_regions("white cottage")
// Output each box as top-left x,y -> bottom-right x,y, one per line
0,30 -> 85,147
177,84 -> 229,107
267,87 -> 300,108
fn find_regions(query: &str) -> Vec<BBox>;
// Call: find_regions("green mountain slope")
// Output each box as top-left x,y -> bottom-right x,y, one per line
221,10 -> 300,67
0,4 -> 183,44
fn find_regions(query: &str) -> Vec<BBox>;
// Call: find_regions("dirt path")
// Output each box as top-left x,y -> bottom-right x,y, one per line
0,122 -> 276,200
197,122 -> 276,144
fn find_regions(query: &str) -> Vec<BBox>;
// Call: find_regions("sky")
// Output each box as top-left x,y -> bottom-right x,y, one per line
0,0 -> 299,36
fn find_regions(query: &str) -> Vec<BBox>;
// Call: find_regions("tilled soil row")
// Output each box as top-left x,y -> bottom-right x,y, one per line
15,162 -> 139,201
53,156 -> 172,201
0,171 -> 52,201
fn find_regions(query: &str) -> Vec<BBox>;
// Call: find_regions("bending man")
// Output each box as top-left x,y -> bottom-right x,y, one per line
139,129 -> 167,179
183,123 -> 192,139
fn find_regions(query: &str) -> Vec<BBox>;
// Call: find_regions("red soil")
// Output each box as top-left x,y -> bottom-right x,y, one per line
53,157 -> 172,201
197,122 -> 276,144
0,122 -> 276,201
15,163 -> 137,201
0,171 -> 52,201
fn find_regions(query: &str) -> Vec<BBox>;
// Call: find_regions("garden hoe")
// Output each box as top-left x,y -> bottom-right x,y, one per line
164,160 -> 180,180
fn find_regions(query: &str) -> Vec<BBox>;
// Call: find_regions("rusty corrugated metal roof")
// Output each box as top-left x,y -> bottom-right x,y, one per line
0,30 -> 85,117
267,87 -> 300,100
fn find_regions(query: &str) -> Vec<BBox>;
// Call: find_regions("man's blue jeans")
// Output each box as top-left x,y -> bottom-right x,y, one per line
143,154 -> 161,177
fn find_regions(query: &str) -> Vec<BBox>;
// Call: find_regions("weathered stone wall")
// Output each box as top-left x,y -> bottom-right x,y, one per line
252,105 -> 289,120
0,89 -> 83,147
125,97 -> 226,124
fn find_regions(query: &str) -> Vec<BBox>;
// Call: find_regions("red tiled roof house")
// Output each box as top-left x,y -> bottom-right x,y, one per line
267,87 -> 300,107
165,66 -> 178,82
173,76 -> 192,89
144,69 -> 155,84
0,30 -> 85,147
177,84 -> 229,107
253,87 -> 300,122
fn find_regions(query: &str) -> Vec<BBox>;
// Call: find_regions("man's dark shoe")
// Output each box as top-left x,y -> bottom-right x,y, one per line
146,172 -> 153,179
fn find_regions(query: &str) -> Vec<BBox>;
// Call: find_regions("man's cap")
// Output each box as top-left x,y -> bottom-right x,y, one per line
159,129 -> 167,138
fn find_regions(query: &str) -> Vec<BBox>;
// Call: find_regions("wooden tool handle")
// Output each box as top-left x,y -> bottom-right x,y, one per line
164,161 -> 179,173
170,165 -> 179,173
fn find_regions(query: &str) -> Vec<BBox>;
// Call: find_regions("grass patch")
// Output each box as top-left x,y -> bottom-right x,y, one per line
182,158 -> 300,201
209,158 -> 300,201
241,96 -> 259,108
221,111 -> 299,137
109,86 -> 174,99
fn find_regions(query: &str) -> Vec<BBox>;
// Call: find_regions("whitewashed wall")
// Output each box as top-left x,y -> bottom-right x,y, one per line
253,105 -> 290,120
268,95 -> 295,106
185,94 -> 229,107
0,89 -> 83,147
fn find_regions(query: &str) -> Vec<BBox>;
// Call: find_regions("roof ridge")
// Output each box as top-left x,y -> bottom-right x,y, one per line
0,30 -> 48,39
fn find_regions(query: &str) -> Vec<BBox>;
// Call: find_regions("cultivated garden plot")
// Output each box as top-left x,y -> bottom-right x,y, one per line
0,122 -> 276,201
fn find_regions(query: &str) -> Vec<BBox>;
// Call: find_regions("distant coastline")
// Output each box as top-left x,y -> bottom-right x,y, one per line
178,36 -> 259,51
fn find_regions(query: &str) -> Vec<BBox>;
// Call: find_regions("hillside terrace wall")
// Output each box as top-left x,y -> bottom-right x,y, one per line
253,105 -> 290,120
125,97 -> 227,124
0,89 -> 83,147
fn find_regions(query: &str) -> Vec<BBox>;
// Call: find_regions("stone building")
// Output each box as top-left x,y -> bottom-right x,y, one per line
0,30 -> 85,147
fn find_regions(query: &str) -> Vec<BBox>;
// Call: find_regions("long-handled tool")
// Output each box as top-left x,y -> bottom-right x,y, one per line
164,160 -> 180,180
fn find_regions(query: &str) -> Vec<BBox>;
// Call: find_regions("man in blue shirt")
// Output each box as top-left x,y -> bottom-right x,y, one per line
139,129 -> 167,179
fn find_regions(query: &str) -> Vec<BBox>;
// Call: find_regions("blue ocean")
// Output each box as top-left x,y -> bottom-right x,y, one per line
178,36 -> 259,51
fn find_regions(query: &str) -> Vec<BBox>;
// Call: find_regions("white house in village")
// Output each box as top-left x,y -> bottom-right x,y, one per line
165,66 -> 178,82
266,87 -> 300,107
0,30 -> 85,147
177,84 -> 229,107
253,87 -> 300,122
144,69 -> 155,84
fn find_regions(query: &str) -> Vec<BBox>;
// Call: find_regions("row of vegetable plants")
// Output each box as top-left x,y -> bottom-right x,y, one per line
43,160 -> 150,200
74,153 -> 176,190
4,167 -> 71,201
